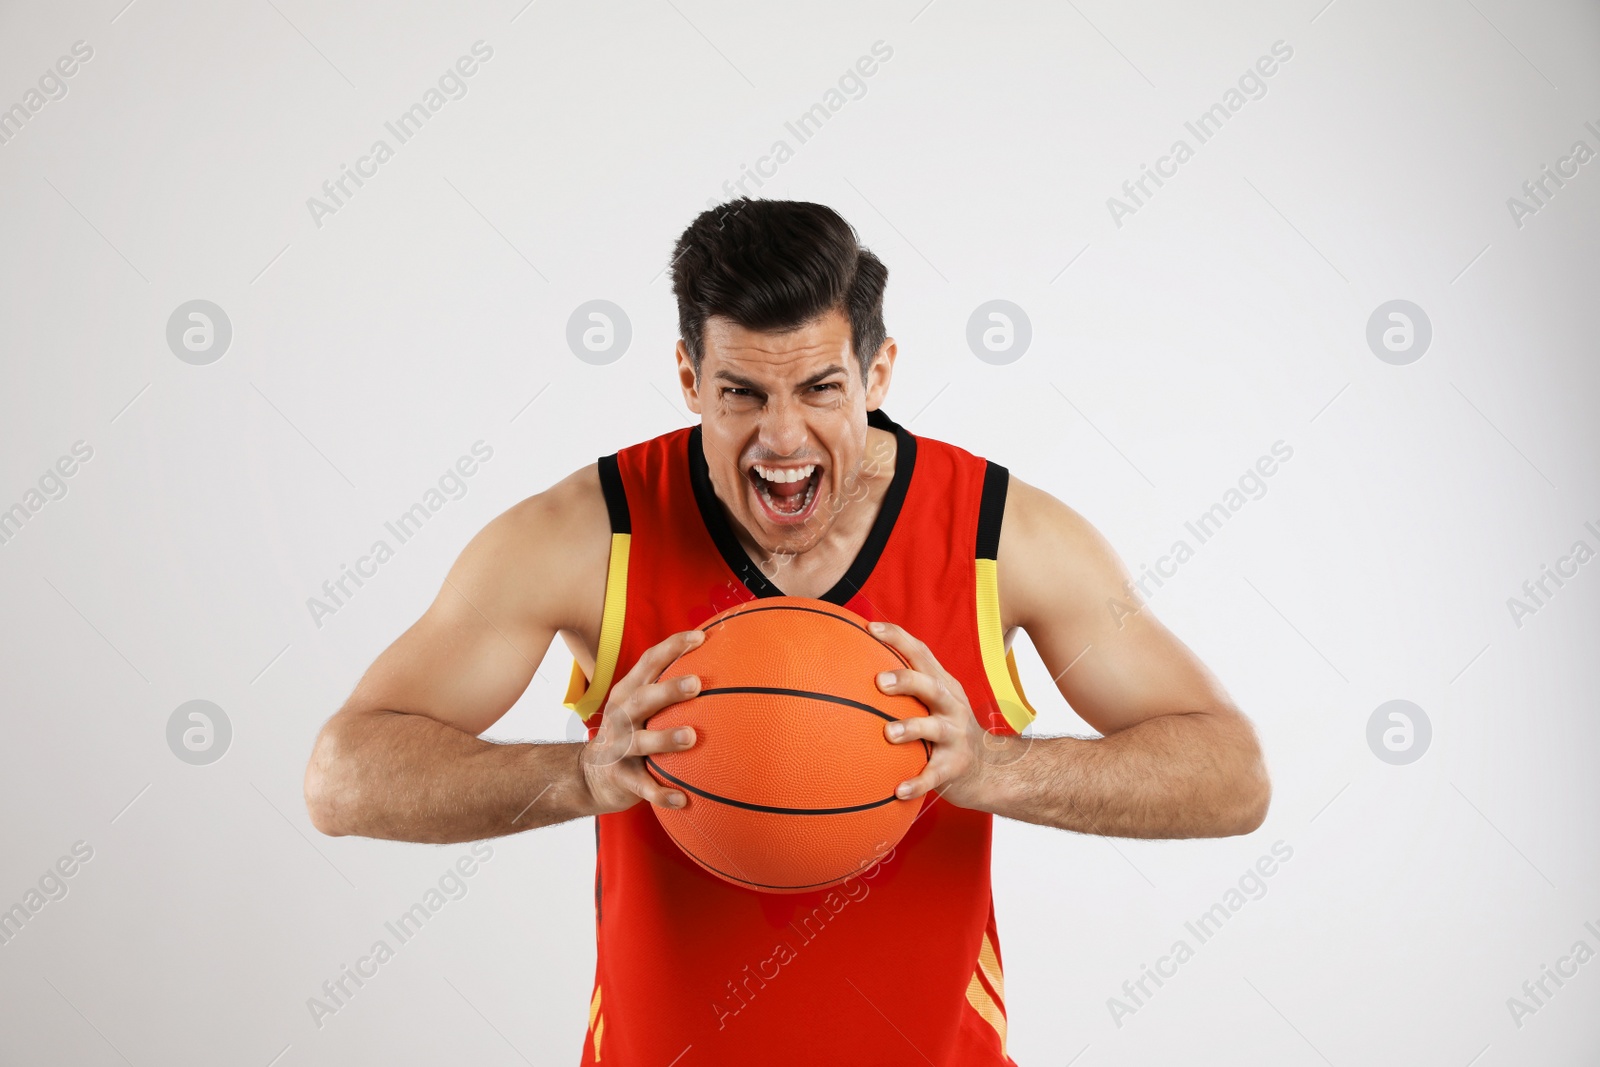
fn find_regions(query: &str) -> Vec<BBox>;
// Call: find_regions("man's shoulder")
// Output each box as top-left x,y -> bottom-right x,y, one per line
998,474 -> 1125,629
450,463 -> 613,633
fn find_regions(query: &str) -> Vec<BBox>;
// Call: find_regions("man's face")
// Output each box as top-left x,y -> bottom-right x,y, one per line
678,308 -> 895,556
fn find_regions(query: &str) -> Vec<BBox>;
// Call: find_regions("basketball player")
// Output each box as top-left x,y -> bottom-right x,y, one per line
304,199 -> 1269,1065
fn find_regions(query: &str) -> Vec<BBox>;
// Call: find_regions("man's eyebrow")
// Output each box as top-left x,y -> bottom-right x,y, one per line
711,369 -> 764,390
710,364 -> 848,391
797,365 -> 848,388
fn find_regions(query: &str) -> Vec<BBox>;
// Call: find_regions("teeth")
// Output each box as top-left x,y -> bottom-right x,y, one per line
753,463 -> 816,484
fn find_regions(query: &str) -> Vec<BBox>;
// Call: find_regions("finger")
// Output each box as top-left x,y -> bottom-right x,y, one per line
869,621 -> 963,692
893,763 -> 946,801
619,629 -> 705,692
866,620 -> 927,669
627,724 -> 698,758
625,764 -> 687,809
616,673 -> 702,727
876,667 -> 964,718
882,714 -> 949,746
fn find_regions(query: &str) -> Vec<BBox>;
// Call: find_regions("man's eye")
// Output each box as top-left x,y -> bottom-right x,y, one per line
811,383 -> 841,392
723,388 -> 755,398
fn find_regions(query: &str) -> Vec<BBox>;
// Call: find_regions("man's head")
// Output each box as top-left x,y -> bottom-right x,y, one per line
669,199 -> 896,557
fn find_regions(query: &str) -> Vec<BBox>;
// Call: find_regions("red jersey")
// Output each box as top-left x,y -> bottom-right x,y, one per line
562,409 -> 1037,1065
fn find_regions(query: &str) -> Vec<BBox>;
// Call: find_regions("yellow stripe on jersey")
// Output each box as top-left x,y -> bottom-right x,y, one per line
978,932 -> 1006,1005
564,532 -> 631,721
975,557 -> 1037,733
588,985 -> 604,1061
965,971 -> 1008,1052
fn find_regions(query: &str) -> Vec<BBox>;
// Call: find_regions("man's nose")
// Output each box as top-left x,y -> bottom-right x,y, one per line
759,399 -> 809,458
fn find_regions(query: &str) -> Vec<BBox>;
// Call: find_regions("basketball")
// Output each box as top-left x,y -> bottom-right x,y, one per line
644,597 -> 931,893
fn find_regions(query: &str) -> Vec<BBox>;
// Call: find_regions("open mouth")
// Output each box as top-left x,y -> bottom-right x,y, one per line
747,462 -> 824,525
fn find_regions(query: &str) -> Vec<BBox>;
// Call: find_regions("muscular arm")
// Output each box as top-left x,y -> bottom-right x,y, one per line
878,475 -> 1269,839
985,477 -> 1269,837
303,466 -> 613,844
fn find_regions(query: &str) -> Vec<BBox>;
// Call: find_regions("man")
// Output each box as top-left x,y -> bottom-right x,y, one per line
304,199 -> 1269,1065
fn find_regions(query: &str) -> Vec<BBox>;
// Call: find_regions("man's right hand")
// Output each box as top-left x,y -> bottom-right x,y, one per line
578,629 -> 705,814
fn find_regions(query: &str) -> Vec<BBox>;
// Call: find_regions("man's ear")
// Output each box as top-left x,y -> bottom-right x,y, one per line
675,340 -> 703,414
863,337 -> 897,411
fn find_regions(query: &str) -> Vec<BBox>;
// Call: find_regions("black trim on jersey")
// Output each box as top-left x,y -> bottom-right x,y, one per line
975,461 -> 1009,561
596,453 -> 631,535
687,408 -> 916,605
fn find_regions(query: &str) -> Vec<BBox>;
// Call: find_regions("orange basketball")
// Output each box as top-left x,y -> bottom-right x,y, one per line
645,596 -> 930,894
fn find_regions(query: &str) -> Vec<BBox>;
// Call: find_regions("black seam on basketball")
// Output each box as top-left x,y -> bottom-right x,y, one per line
646,757 -> 900,816
693,603 -> 913,668
693,685 -> 902,723
649,602 -> 914,685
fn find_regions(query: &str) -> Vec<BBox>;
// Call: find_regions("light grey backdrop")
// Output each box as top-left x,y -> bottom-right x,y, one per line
2,0 -> 1597,1064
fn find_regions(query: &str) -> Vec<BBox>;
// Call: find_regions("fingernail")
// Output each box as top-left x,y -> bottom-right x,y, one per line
886,722 -> 905,741
671,793 -> 686,808
877,671 -> 895,689
674,728 -> 692,745
680,675 -> 698,693
869,621 -> 886,634
896,784 -> 911,799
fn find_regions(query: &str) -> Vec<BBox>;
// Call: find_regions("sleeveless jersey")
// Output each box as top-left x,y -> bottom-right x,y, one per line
562,409 -> 1037,1066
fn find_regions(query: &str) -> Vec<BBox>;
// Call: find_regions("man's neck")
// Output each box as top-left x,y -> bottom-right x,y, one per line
725,426 -> 897,599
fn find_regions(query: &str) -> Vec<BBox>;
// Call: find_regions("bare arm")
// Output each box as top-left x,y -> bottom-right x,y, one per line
303,466 -> 702,844
876,475 -> 1269,839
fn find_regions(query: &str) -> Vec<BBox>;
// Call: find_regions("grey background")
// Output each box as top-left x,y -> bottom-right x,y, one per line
2,0 -> 1597,1064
